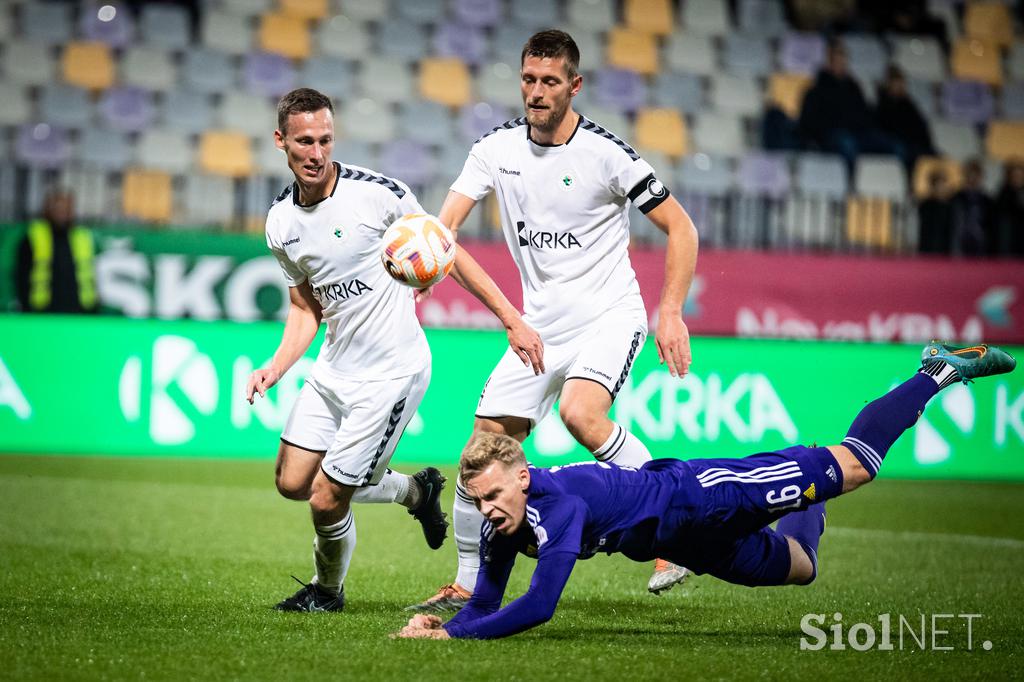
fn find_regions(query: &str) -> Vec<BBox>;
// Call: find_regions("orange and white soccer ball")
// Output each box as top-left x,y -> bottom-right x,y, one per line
381,213 -> 457,288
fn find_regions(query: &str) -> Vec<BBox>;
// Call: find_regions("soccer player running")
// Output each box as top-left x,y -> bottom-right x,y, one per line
245,88 -> 449,612
396,343 -> 1017,639
409,29 -> 700,612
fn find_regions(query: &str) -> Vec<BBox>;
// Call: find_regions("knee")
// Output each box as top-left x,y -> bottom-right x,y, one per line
785,537 -> 818,585
309,477 -> 349,516
275,474 -> 312,501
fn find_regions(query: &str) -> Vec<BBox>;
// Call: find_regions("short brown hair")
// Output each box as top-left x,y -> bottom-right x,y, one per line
459,432 -> 527,482
277,88 -> 334,133
521,29 -> 580,79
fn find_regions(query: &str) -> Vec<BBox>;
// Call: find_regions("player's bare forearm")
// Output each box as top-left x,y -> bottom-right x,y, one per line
246,282 -> 322,402
647,198 -> 698,378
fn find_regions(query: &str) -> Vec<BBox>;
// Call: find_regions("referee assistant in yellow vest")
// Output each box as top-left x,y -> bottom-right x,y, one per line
15,190 -> 98,314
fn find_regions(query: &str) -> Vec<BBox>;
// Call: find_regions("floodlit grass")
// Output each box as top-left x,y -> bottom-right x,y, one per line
1,455 -> 1021,680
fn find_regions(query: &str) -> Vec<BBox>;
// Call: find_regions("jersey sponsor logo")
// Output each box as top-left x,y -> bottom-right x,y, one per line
499,167 -> 521,176
516,221 -> 582,250
282,237 -> 300,246
311,278 -> 373,303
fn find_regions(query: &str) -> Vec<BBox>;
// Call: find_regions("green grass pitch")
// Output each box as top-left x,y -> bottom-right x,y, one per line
1,454 -> 1022,681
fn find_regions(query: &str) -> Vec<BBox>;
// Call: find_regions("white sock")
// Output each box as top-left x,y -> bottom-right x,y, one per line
592,423 -> 652,468
453,477 -> 482,591
919,361 -> 961,390
312,511 -> 356,593
351,469 -> 411,505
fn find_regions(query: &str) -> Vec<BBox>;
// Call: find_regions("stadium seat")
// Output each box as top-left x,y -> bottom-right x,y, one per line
398,100 -> 457,146
396,0 -> 446,24
339,98 -> 395,144
315,15 -> 372,60
911,156 -> 963,199
676,153 -> 734,246
635,108 -> 689,158
951,38 -> 1003,87
62,42 -> 115,91
1000,81 -> 1024,119
477,62 -> 525,109
1007,43 -> 1024,81
99,86 -> 156,133
710,73 -> 761,116
625,0 -> 675,35
985,121 -> 1024,162
737,0 -> 788,38
217,92 -> 274,137
259,12 -> 310,60
183,174 -> 235,225
510,0 -> 561,29
20,1 -> 72,45
794,153 -> 848,198
279,0 -> 327,20
433,22 -> 488,66
780,33 -> 826,75
15,123 -> 71,169
201,10 -> 254,56
567,0 -> 616,32
651,72 -> 704,114
767,73 -> 812,118
199,131 -> 254,177
182,48 -> 236,94
722,34 -> 774,77
606,28 -> 660,76
122,169 -> 173,222
843,33 -> 888,83
79,2 -> 134,48
0,3 -> 11,41
785,154 -> 847,247
298,56 -> 355,100
243,51 -> 297,98
905,79 -> 939,119
663,34 -> 717,76
682,0 -> 730,35
932,120 -> 982,161
136,129 -> 195,174
358,57 -> 415,105
491,21 -> 541,63
844,197 -> 894,250
458,102 -> 514,144
963,2 -> 1014,48
420,58 -> 473,108
0,81 -> 31,126
254,135 -> 292,181
579,105 -> 632,142
379,139 -> 437,188
39,84 -> 94,129
337,140 -> 380,172
3,40 -> 56,86
453,0 -> 504,28
592,68 -> 648,113
573,30 -> 605,71
940,79 -> 994,125
139,3 -> 191,50
59,167 -> 111,220
122,47 -> 177,92
222,0 -> 273,15
892,36 -> 946,82
160,90 -> 215,134
737,152 -> 791,198
854,155 -> 907,200
377,19 -> 431,63
691,112 -> 746,155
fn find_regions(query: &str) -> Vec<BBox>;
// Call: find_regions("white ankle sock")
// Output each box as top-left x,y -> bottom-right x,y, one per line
351,469 -> 410,505
592,424 -> 652,468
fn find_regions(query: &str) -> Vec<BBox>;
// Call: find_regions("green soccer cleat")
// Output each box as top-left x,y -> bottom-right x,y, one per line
920,342 -> 1017,384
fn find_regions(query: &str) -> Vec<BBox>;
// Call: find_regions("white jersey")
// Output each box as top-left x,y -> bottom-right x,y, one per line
451,115 -> 671,344
265,162 -> 430,382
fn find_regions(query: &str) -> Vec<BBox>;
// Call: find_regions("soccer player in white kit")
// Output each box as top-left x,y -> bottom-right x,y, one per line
410,31 -> 700,611
245,89 -> 449,612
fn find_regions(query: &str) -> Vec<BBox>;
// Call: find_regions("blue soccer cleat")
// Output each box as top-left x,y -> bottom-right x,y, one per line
920,342 -> 1017,384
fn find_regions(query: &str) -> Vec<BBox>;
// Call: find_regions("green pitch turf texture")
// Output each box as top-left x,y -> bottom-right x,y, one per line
1,455 -> 1021,681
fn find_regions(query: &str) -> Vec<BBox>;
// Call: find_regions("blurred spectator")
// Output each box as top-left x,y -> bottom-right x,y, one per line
799,41 -> 903,171
994,160 -> 1024,257
875,65 -> 934,173
14,190 -> 98,314
787,0 -> 857,31
761,105 -> 802,151
917,168 -> 954,254
951,160 -> 996,257
856,0 -> 948,48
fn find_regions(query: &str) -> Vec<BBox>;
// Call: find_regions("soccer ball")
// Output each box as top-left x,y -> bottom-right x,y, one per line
380,213 -> 457,288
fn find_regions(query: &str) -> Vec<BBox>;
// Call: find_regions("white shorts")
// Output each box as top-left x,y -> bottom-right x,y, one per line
281,366 -> 430,487
476,307 -> 646,427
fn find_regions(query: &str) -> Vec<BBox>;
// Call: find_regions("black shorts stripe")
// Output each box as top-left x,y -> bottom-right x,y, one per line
611,331 -> 643,400
362,398 -> 408,485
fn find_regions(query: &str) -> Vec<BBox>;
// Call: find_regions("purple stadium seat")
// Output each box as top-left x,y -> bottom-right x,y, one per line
15,123 -> 71,169
592,68 -> 648,114
80,1 -> 135,48
244,52 -> 297,98
737,152 -> 791,198
379,139 -> 437,187
941,79 -> 995,125
452,0 -> 503,28
780,33 -> 826,75
432,22 -> 487,66
458,102 -> 514,143
99,86 -> 155,132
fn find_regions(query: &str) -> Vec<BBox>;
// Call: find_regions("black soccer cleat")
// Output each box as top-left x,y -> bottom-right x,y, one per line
274,576 -> 345,612
409,467 -> 449,550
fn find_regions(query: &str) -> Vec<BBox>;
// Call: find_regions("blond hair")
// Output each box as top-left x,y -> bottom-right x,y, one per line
459,432 -> 527,482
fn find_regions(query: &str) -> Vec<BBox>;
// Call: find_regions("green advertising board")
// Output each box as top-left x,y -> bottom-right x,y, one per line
1,314 -> 1021,480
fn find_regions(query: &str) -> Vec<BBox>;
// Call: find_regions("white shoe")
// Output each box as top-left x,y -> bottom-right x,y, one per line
648,559 -> 689,594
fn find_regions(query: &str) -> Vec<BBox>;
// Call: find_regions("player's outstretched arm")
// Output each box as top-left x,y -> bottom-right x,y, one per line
645,196 -> 698,379
245,281 -> 323,403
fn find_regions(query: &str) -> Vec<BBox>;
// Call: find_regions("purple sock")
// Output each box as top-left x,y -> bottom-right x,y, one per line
777,502 -> 826,582
843,373 -> 940,478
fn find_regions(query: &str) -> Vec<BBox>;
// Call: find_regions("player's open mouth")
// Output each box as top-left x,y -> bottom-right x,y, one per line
528,103 -> 548,111
304,165 -> 322,176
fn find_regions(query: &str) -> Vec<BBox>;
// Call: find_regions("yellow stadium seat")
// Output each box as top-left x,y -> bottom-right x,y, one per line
964,2 -> 1014,48
607,27 -> 659,75
951,38 -> 1003,86
278,0 -> 327,20
845,197 -> 893,250
62,41 -> 115,91
767,73 -> 812,119
636,108 -> 688,158
624,0 -> 675,36
986,120 -> 1024,162
200,131 -> 254,177
912,157 -> 963,199
419,58 -> 472,107
123,169 -> 173,223
259,12 -> 310,59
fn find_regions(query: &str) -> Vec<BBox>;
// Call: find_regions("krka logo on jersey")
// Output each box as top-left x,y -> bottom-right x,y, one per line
312,278 -> 372,303
516,221 -> 582,250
